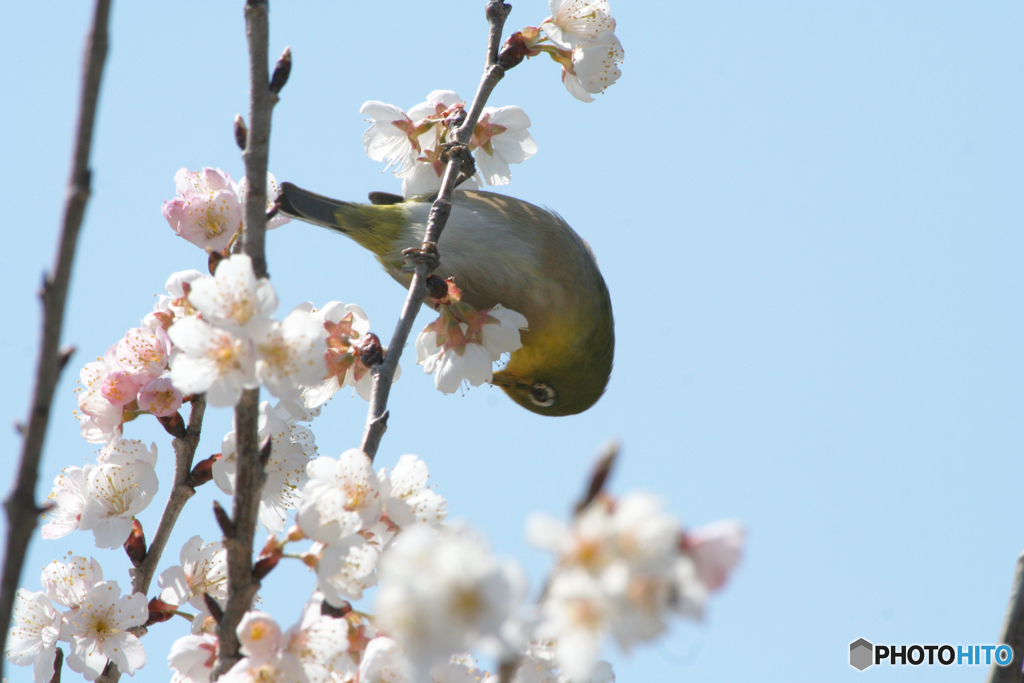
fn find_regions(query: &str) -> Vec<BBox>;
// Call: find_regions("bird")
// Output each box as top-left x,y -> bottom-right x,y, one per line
276,182 -> 614,416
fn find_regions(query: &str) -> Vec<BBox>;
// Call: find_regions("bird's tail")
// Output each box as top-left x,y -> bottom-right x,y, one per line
277,182 -> 405,256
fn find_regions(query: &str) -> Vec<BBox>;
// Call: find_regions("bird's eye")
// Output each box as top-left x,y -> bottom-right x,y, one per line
528,383 -> 556,407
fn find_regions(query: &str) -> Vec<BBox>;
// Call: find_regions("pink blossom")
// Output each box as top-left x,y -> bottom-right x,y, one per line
137,377 -> 184,416
99,370 -> 141,407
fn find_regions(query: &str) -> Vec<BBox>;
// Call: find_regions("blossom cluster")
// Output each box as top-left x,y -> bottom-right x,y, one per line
361,90 -> 537,197
502,0 -> 624,103
7,556 -> 147,681
162,167 -> 290,252
529,494 -> 744,680
42,438 -> 159,548
415,278 -> 529,394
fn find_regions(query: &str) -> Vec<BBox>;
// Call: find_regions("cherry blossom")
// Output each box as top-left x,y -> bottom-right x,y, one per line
143,269 -> 205,330
75,358 -> 124,444
238,172 -> 291,230
300,301 -> 400,407
168,317 -> 257,407
41,555 -> 103,609
108,326 -> 172,383
358,637 -> 412,683
168,633 -> 218,683
5,589 -> 62,683
375,525 -> 525,677
250,307 -> 327,400
298,448 -> 382,544
63,580 -> 148,680
78,449 -> 160,549
681,520 -> 745,592
216,402 -> 311,533
315,537 -> 381,606
96,438 -> 157,465
416,283 -> 529,394
163,167 -> 244,252
541,0 -> 617,50
282,598 -> 350,682
561,32 -> 623,103
378,454 -> 448,530
186,254 -> 278,330
137,377 -> 185,417
362,90 -> 537,196
158,535 -> 228,610
40,467 -> 88,539
220,604 -> 349,683
470,106 -> 538,186
360,101 -> 422,176
99,370 -> 141,407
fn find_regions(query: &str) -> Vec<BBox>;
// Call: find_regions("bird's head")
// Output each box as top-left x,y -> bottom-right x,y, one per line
492,311 -> 614,416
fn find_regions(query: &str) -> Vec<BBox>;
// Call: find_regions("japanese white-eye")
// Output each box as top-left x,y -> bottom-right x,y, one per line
277,183 -> 614,416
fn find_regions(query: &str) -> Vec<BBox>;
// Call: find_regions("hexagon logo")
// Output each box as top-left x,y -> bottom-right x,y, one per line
850,638 -> 873,671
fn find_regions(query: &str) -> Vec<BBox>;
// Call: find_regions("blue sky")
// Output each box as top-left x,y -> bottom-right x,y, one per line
2,2 -> 1022,681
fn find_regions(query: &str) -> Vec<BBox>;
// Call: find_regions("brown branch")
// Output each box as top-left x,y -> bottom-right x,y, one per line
988,550 -> 1024,683
574,440 -> 620,515
212,1 -> 278,678
359,0 -> 512,462
96,398 -> 207,683
0,1 -> 112,679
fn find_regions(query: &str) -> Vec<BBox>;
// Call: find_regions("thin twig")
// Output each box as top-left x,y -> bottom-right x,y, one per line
574,440 -> 620,515
212,1 -> 276,677
96,398 -> 207,683
988,550 -> 1024,683
0,1 -> 112,678
359,0 -> 512,462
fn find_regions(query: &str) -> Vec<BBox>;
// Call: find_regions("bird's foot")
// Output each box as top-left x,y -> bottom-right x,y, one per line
402,241 -> 439,272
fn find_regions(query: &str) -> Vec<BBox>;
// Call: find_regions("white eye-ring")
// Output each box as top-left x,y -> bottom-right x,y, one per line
528,382 -> 556,407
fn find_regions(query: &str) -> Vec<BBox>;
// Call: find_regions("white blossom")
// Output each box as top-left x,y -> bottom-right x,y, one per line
682,520 -> 744,591
470,107 -> 538,186
359,637 -> 412,683
283,598 -> 350,682
298,449 -> 382,544
216,402 -> 311,533
158,536 -> 228,610
541,0 -> 617,50
379,454 -> 448,530
76,359 -> 123,444
168,316 -> 257,407
41,555 -> 103,610
78,451 -> 159,549
375,525 -> 524,677
361,101 -> 421,176
169,633 -> 217,683
187,254 -> 278,330
479,306 -> 529,361
562,32 -> 624,103
425,341 -> 495,394
316,538 -> 380,606
63,581 -> 148,680
96,438 -> 157,466
238,172 -> 291,230
251,307 -> 327,400
40,467 -> 88,539
5,589 -> 61,683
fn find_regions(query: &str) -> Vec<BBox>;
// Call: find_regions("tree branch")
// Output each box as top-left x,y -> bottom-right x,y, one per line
0,1 -> 112,678
359,0 -> 512,462
96,398 -> 207,683
988,550 -> 1024,683
212,1 -> 276,677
